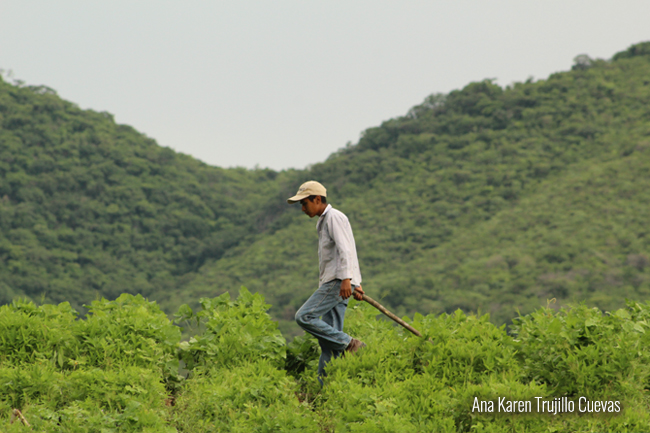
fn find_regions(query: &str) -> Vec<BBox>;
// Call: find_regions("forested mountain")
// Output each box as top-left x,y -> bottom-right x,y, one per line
0,80 -> 296,310
1,42 -> 650,335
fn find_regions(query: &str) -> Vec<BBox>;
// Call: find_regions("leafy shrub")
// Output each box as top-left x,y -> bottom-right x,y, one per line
0,296 -> 181,431
81,294 -> 182,388
0,300 -> 80,367
511,303 -> 650,398
171,360 -> 319,433
0,364 -> 172,432
285,332 -> 320,378
0,295 -> 181,378
5,290 -> 650,432
326,304 -> 518,387
413,309 -> 519,386
321,303 -> 528,431
176,287 -> 286,372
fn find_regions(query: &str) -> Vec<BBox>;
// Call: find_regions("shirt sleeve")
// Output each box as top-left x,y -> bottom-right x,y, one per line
327,212 -> 356,281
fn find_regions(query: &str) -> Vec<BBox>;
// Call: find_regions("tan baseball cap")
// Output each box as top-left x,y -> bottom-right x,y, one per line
287,181 -> 327,204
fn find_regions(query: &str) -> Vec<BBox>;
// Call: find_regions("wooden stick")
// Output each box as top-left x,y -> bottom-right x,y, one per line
11,409 -> 31,427
362,294 -> 422,337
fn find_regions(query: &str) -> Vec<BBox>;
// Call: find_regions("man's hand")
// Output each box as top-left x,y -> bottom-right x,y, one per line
340,279 -> 352,299
353,285 -> 364,301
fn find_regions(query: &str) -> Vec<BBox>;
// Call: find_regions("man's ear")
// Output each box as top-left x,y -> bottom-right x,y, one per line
314,195 -> 322,205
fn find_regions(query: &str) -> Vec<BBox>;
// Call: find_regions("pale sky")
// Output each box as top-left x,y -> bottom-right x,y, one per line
1,1 -> 649,171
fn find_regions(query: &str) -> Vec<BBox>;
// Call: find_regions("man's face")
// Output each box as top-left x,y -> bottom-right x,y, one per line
300,197 -> 320,218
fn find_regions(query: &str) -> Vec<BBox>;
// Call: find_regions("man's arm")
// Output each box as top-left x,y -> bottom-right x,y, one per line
327,213 -> 364,299
328,213 -> 356,285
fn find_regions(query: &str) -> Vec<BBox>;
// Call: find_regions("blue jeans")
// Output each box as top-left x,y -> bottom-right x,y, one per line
295,279 -> 357,385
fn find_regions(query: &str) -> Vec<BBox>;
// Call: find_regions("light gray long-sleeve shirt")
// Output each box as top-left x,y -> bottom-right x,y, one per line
316,204 -> 362,287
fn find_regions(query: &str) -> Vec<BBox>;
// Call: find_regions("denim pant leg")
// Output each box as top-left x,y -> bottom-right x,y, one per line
317,301 -> 347,384
295,279 -> 352,351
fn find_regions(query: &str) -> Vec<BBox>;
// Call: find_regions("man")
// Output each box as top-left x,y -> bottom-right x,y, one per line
287,180 -> 366,385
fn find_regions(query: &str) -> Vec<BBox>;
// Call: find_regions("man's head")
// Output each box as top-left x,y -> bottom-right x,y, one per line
287,181 -> 328,218
299,195 -> 327,218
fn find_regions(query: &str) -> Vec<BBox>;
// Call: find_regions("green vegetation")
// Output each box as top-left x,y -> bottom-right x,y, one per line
1,42 -> 650,337
0,295 -> 179,431
3,291 -> 650,431
0,78 -> 295,311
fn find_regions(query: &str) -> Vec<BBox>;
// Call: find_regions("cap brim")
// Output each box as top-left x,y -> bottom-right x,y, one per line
287,193 -> 310,204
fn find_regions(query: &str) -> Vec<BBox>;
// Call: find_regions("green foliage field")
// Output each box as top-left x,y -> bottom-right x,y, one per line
3,290 -> 650,432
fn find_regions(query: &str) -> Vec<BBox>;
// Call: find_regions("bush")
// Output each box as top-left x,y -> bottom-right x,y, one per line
511,302 -> 650,398
4,291 -> 650,432
171,360 -> 319,433
321,303 -> 529,432
0,300 -> 80,367
176,287 -> 286,373
0,364 -> 172,432
285,332 -> 320,378
81,294 -> 182,388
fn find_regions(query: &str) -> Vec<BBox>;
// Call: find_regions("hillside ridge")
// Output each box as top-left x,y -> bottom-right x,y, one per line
1,42 -> 649,335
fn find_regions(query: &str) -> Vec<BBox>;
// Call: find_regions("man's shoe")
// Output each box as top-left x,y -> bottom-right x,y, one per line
345,338 -> 366,355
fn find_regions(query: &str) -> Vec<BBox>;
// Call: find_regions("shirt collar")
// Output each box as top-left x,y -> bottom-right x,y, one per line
317,204 -> 332,227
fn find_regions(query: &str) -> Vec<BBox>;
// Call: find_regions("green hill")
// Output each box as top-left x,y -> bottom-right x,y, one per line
0,80 -> 291,310
2,42 -> 650,335
177,42 -> 650,332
